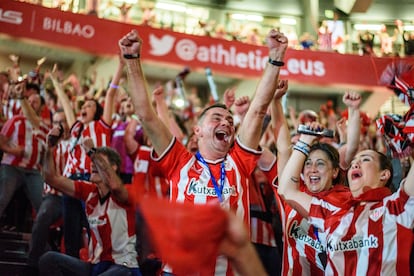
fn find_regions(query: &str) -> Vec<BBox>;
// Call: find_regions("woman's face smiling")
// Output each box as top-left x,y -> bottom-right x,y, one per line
303,149 -> 338,193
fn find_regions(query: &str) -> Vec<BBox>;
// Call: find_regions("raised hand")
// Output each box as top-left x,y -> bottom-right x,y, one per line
343,91 -> 361,109
274,79 -> 288,100
152,84 -> 164,103
37,56 -> 47,67
118,29 -> 142,58
266,29 -> 289,60
81,137 -> 95,153
234,96 -> 250,117
47,123 -> 63,147
223,87 -> 236,109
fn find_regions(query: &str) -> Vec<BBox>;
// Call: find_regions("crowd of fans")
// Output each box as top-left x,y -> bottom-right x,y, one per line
15,0 -> 414,57
1,14 -> 414,276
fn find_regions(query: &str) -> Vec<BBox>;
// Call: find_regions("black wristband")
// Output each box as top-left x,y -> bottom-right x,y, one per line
268,58 -> 285,67
123,53 -> 140,59
87,147 -> 97,157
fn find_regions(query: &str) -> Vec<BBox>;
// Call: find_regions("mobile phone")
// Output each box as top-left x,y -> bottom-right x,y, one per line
297,124 -> 334,138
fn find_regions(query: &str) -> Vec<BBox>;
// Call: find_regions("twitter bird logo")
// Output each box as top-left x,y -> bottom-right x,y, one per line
149,34 -> 176,56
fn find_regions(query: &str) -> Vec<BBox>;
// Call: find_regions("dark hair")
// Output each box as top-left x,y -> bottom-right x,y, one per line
376,151 -> 394,190
198,103 -> 230,120
95,147 -> 122,176
26,83 -> 40,94
45,88 -> 58,103
89,99 -> 103,121
310,142 -> 343,185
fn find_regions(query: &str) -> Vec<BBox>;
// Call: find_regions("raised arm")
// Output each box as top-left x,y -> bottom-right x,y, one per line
338,91 -> 361,169
223,87 -> 236,109
238,29 -> 288,149
124,116 -> 141,156
153,85 -> 185,142
233,95 -> 250,131
49,64 -> 76,127
278,124 -> 320,218
404,151 -> 414,196
102,55 -> 125,125
83,139 -> 129,204
43,126 -> 76,196
220,211 -> 267,276
119,30 -> 172,156
13,82 -> 41,128
271,80 -> 291,175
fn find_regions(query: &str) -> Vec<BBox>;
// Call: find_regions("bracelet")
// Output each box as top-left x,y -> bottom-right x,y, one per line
131,114 -> 140,122
109,83 -> 119,89
123,53 -> 140,59
87,147 -> 97,157
293,145 -> 310,157
268,58 -> 285,67
297,140 -> 311,148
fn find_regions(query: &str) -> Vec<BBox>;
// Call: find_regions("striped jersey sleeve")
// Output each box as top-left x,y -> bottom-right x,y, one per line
308,183 -> 414,275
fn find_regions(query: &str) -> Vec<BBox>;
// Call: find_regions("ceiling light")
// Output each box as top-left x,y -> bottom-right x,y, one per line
155,2 -> 186,13
246,15 -> 263,22
404,25 -> 414,31
353,24 -> 383,31
231,13 -> 263,22
280,17 -> 297,25
231,14 -> 246,20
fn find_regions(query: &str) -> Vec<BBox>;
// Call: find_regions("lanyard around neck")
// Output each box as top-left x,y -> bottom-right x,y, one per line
195,151 -> 226,203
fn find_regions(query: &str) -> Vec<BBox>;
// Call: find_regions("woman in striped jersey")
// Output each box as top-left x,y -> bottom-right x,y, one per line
279,122 -> 414,275
259,90 -> 360,275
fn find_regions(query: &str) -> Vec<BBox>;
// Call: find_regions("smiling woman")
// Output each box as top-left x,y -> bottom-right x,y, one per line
303,142 -> 342,193
278,122 -> 414,275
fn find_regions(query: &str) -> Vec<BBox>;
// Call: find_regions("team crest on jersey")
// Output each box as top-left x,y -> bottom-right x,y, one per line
88,217 -> 107,226
190,164 -> 203,174
134,159 -> 149,173
224,160 -> 232,171
369,207 -> 384,221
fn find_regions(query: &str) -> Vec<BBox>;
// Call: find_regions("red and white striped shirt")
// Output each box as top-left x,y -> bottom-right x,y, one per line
63,119 -> 112,176
154,136 -> 261,275
1,115 -> 48,170
263,159 -> 328,276
3,98 -> 21,119
249,174 -> 277,247
43,139 -> 71,196
74,180 -> 138,267
132,145 -> 169,200
308,183 -> 414,275
4,98 -> 52,125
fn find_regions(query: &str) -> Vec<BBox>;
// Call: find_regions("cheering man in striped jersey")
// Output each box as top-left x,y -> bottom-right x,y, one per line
119,28 -> 288,275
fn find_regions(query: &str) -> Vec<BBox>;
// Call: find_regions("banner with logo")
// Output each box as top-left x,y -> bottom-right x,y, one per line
1,0 -> 414,88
